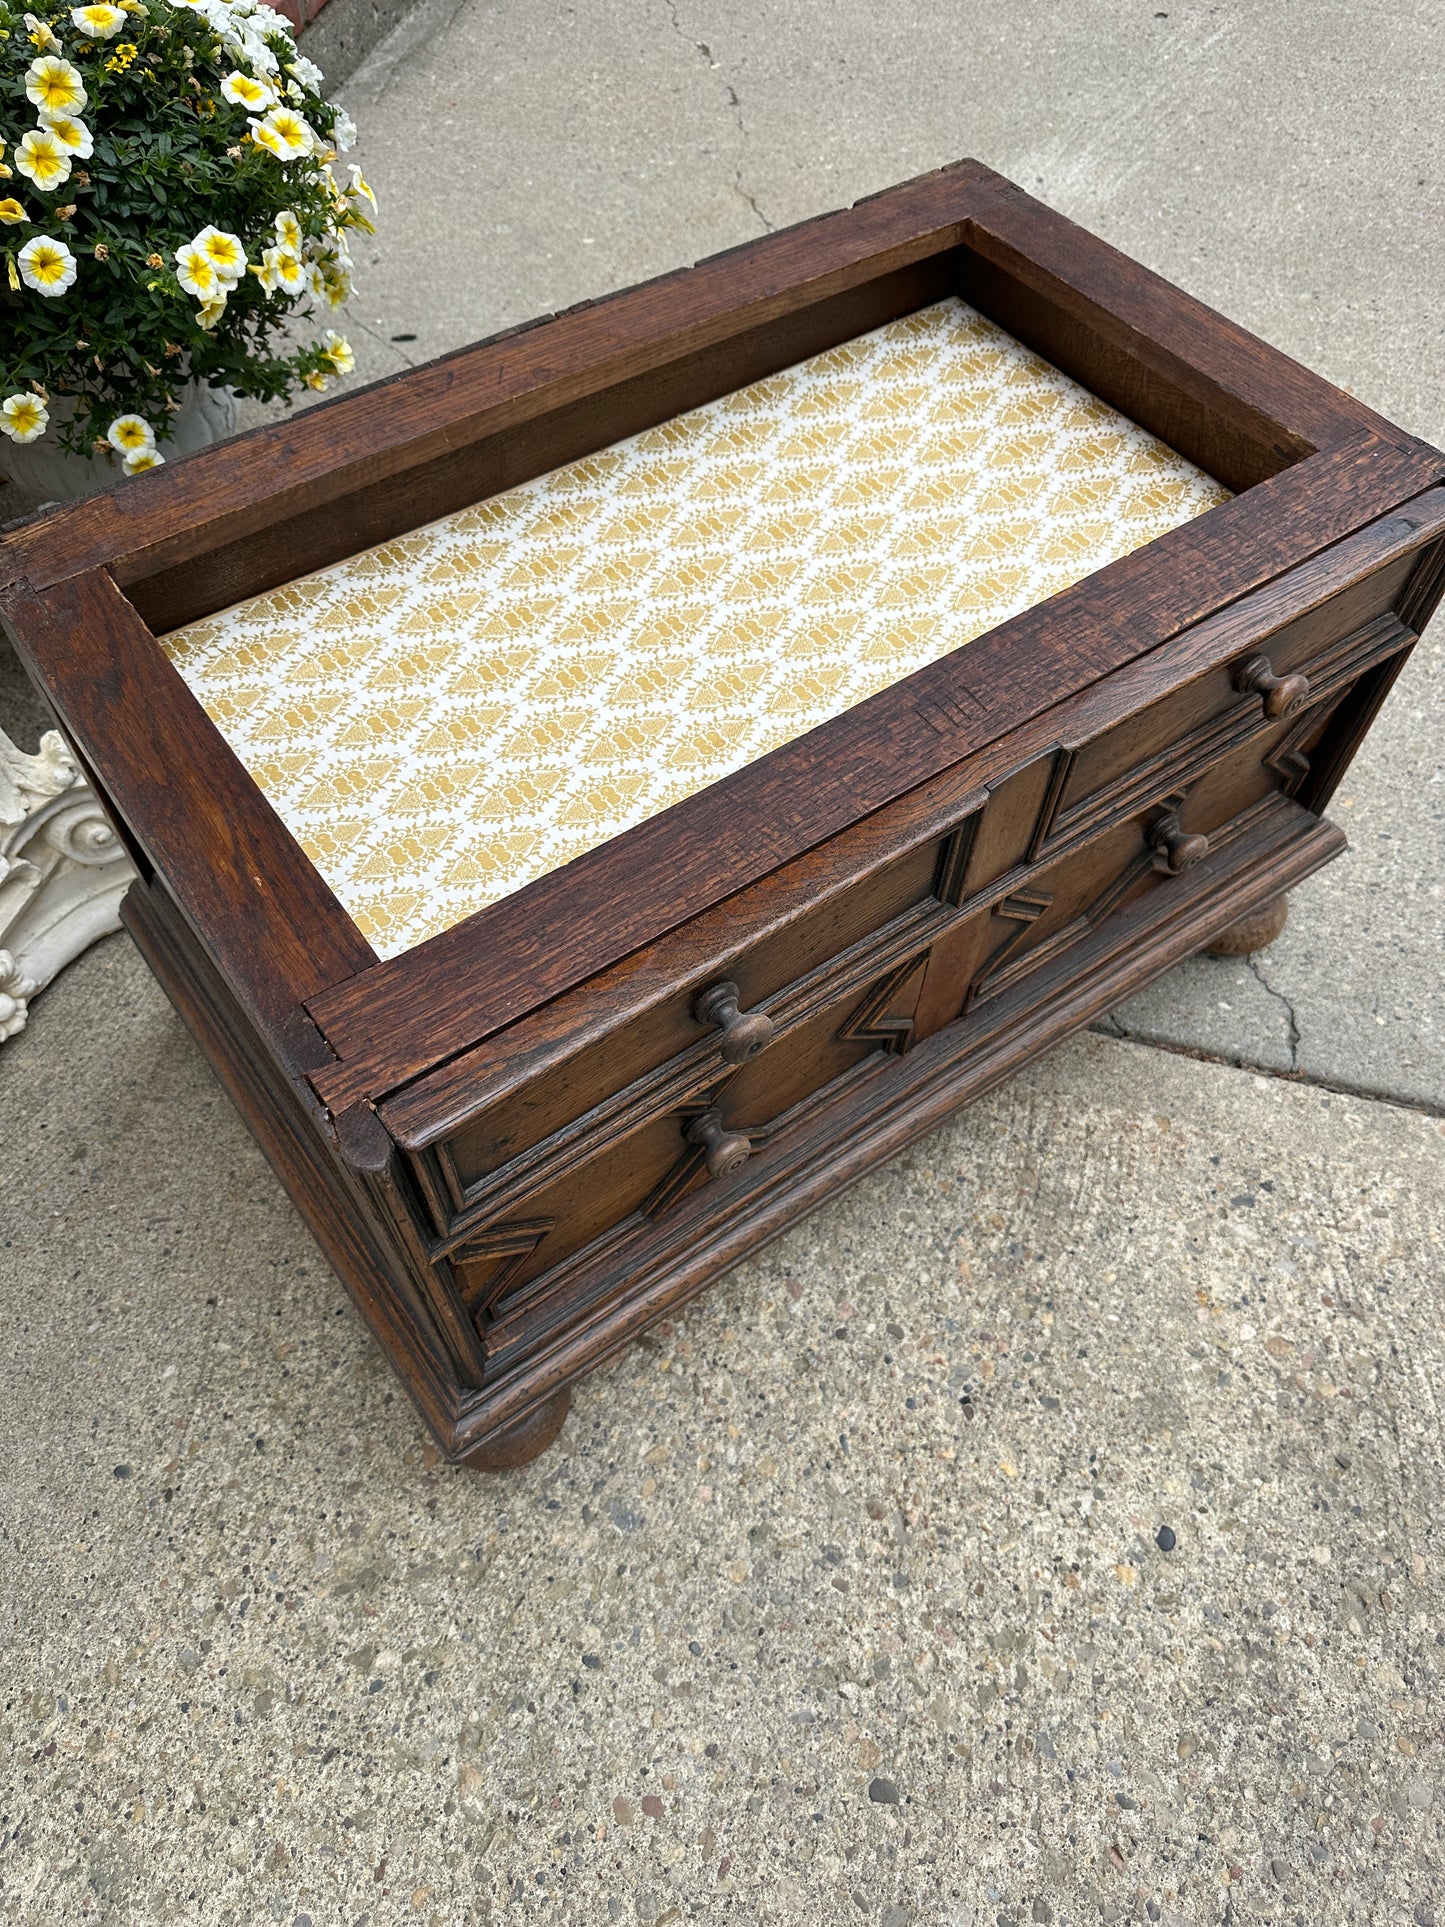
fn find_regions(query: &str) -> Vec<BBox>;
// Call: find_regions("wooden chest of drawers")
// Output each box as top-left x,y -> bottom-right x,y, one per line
5,161 -> 1442,1466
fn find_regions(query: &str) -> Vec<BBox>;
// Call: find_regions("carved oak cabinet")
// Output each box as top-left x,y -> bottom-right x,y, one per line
4,162 -> 1442,1468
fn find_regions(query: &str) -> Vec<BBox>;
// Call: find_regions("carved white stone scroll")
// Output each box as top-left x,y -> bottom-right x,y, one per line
0,723 -> 135,1041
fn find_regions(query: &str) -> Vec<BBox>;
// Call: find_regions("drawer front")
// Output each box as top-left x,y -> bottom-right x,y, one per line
1049,570 -> 1416,851
427,824 -> 959,1222
913,668 -> 1367,1038
444,953 -> 928,1343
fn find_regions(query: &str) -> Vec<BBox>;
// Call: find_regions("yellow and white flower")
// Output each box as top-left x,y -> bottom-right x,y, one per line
251,106 -> 311,160
220,69 -> 275,111
192,224 -> 247,282
174,241 -> 221,301
321,329 -> 353,375
256,241 -> 305,295
15,127 -> 72,192
0,199 -> 29,226
1,392 -> 50,444
39,111 -> 94,159
196,295 -> 228,330
273,206 -> 301,251
18,233 -> 77,295
70,2 -> 126,37
25,55 -> 86,116
24,13 -> 64,53
123,445 -> 165,474
346,164 -> 376,212
106,413 -> 155,454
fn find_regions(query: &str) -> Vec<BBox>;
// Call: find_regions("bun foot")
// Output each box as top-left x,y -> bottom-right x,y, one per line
459,1386 -> 571,1471
1204,894 -> 1288,957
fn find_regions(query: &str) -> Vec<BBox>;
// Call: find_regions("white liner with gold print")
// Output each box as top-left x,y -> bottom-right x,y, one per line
161,298 -> 1231,960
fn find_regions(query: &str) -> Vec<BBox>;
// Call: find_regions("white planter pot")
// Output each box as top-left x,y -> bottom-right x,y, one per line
0,381 -> 240,512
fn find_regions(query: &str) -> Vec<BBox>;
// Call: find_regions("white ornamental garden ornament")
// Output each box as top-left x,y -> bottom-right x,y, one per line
0,718 -> 134,1041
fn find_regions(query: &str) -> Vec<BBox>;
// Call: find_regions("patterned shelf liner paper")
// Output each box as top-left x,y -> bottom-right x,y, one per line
161,298 -> 1232,960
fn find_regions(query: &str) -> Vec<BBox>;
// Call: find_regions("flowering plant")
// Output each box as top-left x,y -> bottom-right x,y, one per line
0,0 -> 373,472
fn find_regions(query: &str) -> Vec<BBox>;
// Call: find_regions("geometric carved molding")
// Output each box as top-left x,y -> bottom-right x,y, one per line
449,1217 -> 558,1331
0,724 -> 136,1042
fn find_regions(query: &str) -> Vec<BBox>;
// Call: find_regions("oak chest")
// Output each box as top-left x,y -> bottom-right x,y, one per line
5,161 -> 1442,1466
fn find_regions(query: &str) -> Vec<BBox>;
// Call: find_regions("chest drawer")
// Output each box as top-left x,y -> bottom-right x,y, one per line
442,949 -> 929,1344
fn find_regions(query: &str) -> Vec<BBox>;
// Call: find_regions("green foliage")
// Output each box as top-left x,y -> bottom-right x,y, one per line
0,0 -> 370,460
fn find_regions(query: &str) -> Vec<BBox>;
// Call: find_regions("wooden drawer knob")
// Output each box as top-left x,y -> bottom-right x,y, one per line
1149,810 -> 1210,875
694,980 -> 776,1063
1234,653 -> 1311,720
686,1107 -> 752,1178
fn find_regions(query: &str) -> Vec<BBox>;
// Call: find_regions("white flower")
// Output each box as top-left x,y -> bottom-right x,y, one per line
321,329 -> 354,375
25,55 -> 86,115
18,234 -> 77,295
196,295 -> 228,330
106,413 -> 155,454
192,224 -> 246,282
174,241 -> 221,301
16,127 -> 72,191
123,446 -> 165,474
1,392 -> 49,444
331,105 -> 357,151
70,3 -> 126,37
273,206 -> 301,251
258,242 -> 305,294
24,13 -> 64,53
220,69 -> 276,111
250,107 -> 310,160
39,111 -> 94,159
288,52 -> 323,90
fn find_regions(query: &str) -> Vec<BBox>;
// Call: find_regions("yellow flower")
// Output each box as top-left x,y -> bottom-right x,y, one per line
106,413 -> 154,454
321,329 -> 354,375
220,69 -> 274,111
273,206 -> 301,251
191,224 -> 246,282
18,233 -> 77,295
123,445 -> 165,474
195,295 -> 228,330
104,39 -> 136,70
39,111 -> 93,158
25,54 -> 86,115
173,241 -> 220,300
24,12 -> 64,52
251,106 -> 311,160
304,369 -> 328,392
16,127 -> 72,192
1,391 -> 50,444
0,198 -> 28,225
70,3 -> 125,37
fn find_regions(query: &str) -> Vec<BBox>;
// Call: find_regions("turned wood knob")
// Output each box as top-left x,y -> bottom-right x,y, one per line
1234,652 -> 1311,720
1149,811 -> 1210,875
694,980 -> 776,1064
686,1107 -> 752,1178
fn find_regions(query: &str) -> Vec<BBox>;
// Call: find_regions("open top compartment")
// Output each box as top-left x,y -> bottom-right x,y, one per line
157,296 -> 1230,959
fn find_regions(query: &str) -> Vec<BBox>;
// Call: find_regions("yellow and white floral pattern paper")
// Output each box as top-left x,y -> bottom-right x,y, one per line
162,298 -> 1230,959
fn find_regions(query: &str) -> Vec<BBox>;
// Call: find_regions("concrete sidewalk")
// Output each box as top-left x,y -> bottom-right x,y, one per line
5,977 -> 1445,1924
3,5 -> 1445,1924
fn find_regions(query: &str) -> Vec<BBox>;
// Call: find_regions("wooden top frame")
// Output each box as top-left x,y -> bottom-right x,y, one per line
3,159 -> 1442,1110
